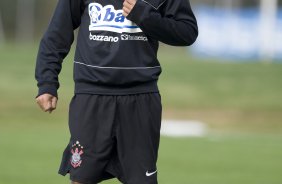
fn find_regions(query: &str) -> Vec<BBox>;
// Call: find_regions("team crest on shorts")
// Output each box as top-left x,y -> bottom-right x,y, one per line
70,141 -> 84,168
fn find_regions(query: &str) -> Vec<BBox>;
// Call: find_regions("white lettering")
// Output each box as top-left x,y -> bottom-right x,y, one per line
89,33 -> 119,42
89,3 -> 142,33
121,34 -> 148,41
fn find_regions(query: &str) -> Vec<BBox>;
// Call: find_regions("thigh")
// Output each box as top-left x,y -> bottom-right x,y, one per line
59,94 -> 117,184
116,93 -> 162,184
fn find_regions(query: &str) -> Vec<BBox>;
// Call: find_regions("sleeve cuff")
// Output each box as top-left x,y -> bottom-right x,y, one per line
36,84 -> 58,98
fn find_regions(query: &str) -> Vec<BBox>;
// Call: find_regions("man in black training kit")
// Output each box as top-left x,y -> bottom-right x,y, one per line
35,0 -> 198,183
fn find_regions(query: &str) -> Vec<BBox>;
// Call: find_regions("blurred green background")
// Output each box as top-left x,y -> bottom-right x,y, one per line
1,0 -> 282,184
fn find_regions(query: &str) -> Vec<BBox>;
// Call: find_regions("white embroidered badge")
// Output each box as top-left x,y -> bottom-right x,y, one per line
70,141 -> 84,168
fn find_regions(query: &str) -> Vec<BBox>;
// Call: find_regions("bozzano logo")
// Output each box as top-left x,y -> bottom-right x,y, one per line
89,3 -> 142,33
89,33 -> 119,42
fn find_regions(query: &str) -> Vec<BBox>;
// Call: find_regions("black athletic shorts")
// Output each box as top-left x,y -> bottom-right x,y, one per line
58,93 -> 162,184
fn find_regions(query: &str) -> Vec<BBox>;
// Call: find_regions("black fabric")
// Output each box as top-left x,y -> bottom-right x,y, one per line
127,0 -> 198,46
59,93 -> 162,184
35,0 -> 198,98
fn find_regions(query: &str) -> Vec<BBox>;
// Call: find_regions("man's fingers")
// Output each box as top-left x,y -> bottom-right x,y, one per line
49,97 -> 58,113
123,1 -> 135,12
36,94 -> 57,113
123,3 -> 132,16
37,100 -> 45,111
44,100 -> 53,112
36,98 -> 46,111
122,0 -> 136,17
124,0 -> 135,5
51,97 -> 58,109
123,7 -> 130,16
123,0 -> 133,8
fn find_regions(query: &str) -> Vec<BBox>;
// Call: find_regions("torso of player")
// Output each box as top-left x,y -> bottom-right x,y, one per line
75,0 -> 160,68
80,0 -> 147,44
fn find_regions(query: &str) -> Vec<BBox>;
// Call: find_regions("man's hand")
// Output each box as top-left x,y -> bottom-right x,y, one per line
36,94 -> 57,113
123,0 -> 137,17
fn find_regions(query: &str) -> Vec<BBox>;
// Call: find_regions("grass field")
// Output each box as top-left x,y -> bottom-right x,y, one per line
0,44 -> 282,184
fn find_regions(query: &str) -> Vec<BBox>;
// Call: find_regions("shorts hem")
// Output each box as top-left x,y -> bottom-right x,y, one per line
70,176 -> 102,184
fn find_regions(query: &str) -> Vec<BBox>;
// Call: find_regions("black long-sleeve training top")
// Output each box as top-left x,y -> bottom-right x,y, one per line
35,0 -> 198,97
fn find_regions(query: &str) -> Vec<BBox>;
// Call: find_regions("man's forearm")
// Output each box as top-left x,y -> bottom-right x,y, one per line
35,0 -> 82,98
125,0 -> 198,46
